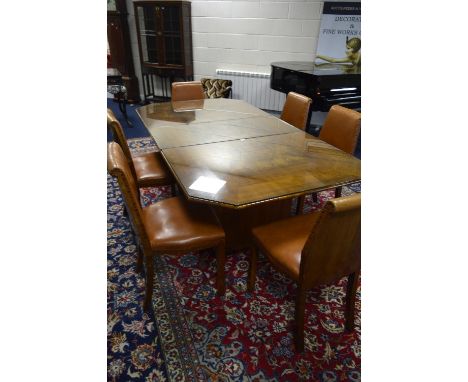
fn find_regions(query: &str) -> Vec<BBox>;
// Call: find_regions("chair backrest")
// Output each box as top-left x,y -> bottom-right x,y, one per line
107,142 -> 151,251
201,78 -> 232,98
107,109 -> 138,182
300,193 -> 361,288
280,92 -> 312,131
171,81 -> 205,102
319,105 -> 361,154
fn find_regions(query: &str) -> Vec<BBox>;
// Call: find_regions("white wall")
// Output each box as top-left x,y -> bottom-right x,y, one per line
191,0 -> 323,78
126,0 -> 324,100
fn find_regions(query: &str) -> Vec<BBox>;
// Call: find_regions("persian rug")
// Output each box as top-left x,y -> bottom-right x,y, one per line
108,137 -> 361,382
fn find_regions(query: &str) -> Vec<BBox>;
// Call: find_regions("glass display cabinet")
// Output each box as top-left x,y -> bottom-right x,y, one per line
107,0 -> 140,102
134,1 -> 193,102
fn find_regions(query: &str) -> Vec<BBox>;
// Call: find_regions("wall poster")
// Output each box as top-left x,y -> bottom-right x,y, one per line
315,2 -> 361,69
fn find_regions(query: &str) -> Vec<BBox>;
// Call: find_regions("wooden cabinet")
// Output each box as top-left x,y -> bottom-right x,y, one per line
107,0 -> 140,102
134,1 -> 193,101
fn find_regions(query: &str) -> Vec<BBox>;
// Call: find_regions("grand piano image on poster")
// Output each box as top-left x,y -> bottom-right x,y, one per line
270,61 -> 360,132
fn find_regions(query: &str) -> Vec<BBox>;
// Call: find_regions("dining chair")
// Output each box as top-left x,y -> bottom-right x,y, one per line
171,81 -> 205,102
280,92 -> 312,131
201,78 -> 233,98
108,142 -> 226,311
107,109 -> 175,200
296,105 -> 361,214
248,193 -> 361,351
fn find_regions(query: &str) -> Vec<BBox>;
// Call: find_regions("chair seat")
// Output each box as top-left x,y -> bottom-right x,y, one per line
142,197 -> 225,252
251,212 -> 320,280
133,152 -> 173,187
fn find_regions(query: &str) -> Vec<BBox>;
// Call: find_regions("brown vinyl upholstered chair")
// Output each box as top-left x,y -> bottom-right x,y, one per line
280,92 -> 312,131
171,81 -> 205,102
108,142 -> 226,311
296,105 -> 361,214
107,109 -> 175,200
248,193 -> 361,351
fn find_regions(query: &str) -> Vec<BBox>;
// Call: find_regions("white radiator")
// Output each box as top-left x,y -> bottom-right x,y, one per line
216,69 -> 286,112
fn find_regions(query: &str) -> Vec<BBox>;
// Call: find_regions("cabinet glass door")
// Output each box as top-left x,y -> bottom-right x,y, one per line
137,6 -> 159,64
162,5 -> 180,33
162,5 -> 182,65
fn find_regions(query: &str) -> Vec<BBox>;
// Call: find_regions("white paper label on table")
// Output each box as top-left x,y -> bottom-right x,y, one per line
189,176 -> 226,194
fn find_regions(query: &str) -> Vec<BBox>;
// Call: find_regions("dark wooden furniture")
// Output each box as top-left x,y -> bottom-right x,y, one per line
136,99 -> 361,249
107,0 -> 140,102
107,68 -> 131,125
108,142 -> 226,311
271,61 -> 360,132
248,193 -> 361,351
134,0 -> 193,102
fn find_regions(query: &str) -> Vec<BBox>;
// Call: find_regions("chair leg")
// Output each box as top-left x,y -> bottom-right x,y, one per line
295,283 -> 307,352
216,242 -> 225,295
136,245 -> 144,274
335,186 -> 342,198
312,192 -> 318,203
345,271 -> 359,332
247,246 -> 258,292
143,256 -> 154,311
296,195 -> 305,215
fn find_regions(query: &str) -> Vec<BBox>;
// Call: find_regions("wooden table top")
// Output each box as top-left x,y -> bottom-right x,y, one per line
136,99 -> 282,149
136,99 -> 361,209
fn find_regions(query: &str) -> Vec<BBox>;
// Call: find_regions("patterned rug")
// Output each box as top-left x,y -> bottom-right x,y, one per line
108,137 -> 361,381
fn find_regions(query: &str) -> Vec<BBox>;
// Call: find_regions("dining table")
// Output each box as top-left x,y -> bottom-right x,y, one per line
136,98 -> 361,249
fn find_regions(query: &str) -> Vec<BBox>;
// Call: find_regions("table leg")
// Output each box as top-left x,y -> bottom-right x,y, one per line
214,198 -> 293,251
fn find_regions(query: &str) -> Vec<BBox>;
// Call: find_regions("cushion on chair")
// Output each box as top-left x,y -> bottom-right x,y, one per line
107,84 -> 127,95
133,152 -> 173,188
141,196 -> 225,252
251,211 -> 321,280
201,78 -> 232,99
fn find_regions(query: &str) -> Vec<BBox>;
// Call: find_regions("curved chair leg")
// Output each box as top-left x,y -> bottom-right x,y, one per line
296,195 -> 305,215
143,256 -> 154,311
247,246 -> 258,292
216,241 -> 226,295
345,271 -> 359,331
295,283 -> 307,352
335,186 -> 342,198
136,245 -> 144,274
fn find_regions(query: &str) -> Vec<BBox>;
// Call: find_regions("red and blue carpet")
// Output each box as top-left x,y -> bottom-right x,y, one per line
107,137 -> 361,381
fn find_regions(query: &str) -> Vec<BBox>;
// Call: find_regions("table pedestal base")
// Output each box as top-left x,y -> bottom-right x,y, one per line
214,199 -> 293,251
